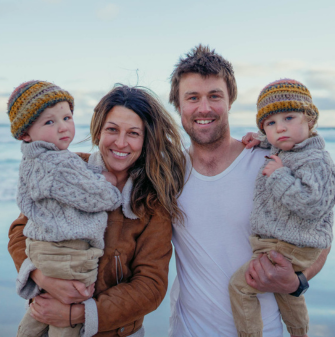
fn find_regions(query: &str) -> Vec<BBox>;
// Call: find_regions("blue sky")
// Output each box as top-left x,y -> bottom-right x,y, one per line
1,0 -> 335,125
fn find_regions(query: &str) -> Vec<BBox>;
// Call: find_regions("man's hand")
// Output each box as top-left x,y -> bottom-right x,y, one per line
242,132 -> 260,149
245,250 -> 299,294
31,269 -> 94,305
262,156 -> 283,177
30,293 -> 85,327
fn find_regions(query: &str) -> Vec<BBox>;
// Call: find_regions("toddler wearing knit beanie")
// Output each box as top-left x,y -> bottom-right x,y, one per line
229,79 -> 335,337
8,81 -> 122,337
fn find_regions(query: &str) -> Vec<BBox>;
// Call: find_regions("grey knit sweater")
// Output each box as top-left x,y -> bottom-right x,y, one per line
250,135 -> 335,248
18,141 -> 122,249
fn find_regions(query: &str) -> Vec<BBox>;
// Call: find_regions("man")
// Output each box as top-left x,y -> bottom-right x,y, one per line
168,45 -> 329,337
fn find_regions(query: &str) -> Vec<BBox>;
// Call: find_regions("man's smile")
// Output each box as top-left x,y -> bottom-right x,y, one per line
194,119 -> 215,125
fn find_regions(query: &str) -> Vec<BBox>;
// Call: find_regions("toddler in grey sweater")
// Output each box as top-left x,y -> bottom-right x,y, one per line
7,81 -> 121,337
229,79 -> 335,337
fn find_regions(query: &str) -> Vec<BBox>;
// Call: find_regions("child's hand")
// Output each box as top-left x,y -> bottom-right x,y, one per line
262,155 -> 283,177
242,132 -> 260,149
102,171 -> 117,186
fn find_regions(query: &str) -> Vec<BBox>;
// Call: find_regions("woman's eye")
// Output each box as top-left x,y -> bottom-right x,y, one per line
45,120 -> 53,125
107,127 -> 117,132
130,132 -> 139,136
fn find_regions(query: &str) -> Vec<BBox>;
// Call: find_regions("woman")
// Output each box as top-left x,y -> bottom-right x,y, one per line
8,84 -> 186,336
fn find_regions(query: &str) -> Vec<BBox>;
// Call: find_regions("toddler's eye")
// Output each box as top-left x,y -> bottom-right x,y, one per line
286,116 -> 293,121
267,121 -> 275,126
64,116 -> 71,121
45,120 -> 53,125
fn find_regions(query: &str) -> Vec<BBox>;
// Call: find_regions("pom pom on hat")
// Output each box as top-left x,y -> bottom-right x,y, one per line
256,78 -> 319,133
7,80 -> 74,139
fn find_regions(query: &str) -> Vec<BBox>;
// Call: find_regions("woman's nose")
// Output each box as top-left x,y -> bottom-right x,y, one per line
115,134 -> 127,148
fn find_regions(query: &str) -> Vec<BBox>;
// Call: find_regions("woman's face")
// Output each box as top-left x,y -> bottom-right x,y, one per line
99,106 -> 145,178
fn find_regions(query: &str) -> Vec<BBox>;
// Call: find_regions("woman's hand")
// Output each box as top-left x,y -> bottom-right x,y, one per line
31,269 -> 94,304
30,293 -> 85,327
242,132 -> 260,149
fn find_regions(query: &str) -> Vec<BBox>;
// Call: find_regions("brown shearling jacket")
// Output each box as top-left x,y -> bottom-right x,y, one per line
8,182 -> 172,336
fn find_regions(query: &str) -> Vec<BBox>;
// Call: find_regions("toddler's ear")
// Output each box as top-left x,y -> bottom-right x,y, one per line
308,120 -> 315,129
21,134 -> 32,142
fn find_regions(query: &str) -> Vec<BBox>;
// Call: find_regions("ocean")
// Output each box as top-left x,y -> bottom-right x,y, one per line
1,123 -> 334,337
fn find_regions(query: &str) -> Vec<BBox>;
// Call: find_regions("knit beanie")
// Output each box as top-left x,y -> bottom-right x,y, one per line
7,80 -> 74,139
256,78 -> 319,133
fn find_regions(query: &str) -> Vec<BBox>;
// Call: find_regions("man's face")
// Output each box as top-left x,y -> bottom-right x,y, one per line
178,73 -> 231,147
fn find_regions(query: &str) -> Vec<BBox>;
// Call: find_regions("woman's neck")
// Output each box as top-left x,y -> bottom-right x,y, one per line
114,172 -> 129,192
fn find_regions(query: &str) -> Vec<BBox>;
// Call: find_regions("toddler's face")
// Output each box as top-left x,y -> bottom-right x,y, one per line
263,112 -> 310,151
22,101 -> 75,150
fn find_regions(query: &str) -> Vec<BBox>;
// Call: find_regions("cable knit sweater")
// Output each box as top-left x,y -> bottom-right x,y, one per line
250,135 -> 335,248
18,141 -> 122,249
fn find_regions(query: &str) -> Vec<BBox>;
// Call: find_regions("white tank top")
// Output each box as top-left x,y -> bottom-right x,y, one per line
169,146 -> 283,337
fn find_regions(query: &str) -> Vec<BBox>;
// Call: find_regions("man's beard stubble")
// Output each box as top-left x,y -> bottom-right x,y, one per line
186,119 -> 229,151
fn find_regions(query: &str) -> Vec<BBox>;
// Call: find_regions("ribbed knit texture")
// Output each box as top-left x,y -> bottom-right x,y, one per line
7,80 -> 74,139
251,135 -> 335,248
256,79 -> 319,133
18,141 -> 122,249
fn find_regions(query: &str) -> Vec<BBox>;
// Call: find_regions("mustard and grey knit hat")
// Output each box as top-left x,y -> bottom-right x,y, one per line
256,78 -> 319,134
7,80 -> 74,139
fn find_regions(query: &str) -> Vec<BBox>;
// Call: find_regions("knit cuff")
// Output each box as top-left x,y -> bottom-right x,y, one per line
16,258 -> 40,300
80,298 -> 99,337
265,167 -> 295,200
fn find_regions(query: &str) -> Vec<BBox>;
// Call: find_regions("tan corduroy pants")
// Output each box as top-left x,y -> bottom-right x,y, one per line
17,238 -> 103,337
229,236 -> 322,337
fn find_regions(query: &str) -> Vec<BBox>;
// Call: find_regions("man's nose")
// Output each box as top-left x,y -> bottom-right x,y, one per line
198,97 -> 211,113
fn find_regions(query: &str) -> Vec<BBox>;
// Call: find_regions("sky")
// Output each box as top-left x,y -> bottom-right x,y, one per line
1,0 -> 335,126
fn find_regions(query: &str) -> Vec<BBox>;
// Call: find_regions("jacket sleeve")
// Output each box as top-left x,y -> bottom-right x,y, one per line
8,213 -> 28,272
28,157 -> 121,212
265,157 -> 335,220
95,212 -> 172,332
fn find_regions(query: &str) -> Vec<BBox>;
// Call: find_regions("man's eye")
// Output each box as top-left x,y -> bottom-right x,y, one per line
189,96 -> 197,101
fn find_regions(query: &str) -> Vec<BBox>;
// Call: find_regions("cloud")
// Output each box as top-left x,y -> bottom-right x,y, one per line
96,3 -> 119,21
233,60 -> 335,120
303,69 -> 335,92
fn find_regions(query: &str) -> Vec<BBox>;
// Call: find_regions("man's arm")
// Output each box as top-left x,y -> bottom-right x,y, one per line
245,248 -> 331,293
